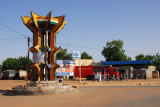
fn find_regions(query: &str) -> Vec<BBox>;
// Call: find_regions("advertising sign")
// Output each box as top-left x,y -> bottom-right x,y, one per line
72,51 -> 80,59
19,70 -> 27,77
72,51 -> 81,82
56,60 -> 74,76
33,52 -> 45,64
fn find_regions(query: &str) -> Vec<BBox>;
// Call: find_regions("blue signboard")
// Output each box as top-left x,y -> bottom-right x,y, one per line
102,60 -> 152,65
72,51 -> 80,59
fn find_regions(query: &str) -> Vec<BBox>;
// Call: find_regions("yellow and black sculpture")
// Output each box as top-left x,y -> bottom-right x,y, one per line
21,11 -> 66,81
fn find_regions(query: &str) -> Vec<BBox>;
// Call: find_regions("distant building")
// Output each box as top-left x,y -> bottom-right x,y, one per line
102,60 -> 155,79
74,59 -> 94,66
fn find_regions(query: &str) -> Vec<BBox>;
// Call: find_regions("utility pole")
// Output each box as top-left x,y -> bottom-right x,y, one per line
28,36 -> 30,80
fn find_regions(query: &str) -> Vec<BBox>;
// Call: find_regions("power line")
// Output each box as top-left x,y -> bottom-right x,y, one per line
0,22 -> 158,55
124,51 -> 157,54
0,38 -> 26,40
0,37 -> 33,45
57,42 -> 159,54
0,39 -> 26,47
0,36 -> 159,55
0,36 -> 158,55
0,22 -> 33,44
57,42 -> 102,50
0,22 -> 27,39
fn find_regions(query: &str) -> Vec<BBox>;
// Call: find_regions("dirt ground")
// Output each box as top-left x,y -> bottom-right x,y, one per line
0,79 -> 160,107
63,78 -> 160,87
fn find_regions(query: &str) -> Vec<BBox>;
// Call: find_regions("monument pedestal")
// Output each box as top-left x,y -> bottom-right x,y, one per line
6,81 -> 78,96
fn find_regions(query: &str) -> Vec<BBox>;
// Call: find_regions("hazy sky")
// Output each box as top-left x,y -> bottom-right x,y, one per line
0,0 -> 160,64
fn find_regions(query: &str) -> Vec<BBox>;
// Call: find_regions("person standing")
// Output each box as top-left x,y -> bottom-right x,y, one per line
120,73 -> 123,81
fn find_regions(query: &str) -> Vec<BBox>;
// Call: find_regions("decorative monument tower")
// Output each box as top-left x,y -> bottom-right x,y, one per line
21,11 -> 66,81
5,12 -> 77,95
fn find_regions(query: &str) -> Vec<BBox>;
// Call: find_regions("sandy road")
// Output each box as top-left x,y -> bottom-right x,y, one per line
0,79 -> 160,107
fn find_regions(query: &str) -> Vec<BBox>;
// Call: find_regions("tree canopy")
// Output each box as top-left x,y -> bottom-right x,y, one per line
135,53 -> 160,71
135,54 -> 153,60
2,56 -> 32,71
56,47 -> 93,60
0,65 -> 2,73
81,52 -> 93,59
152,53 -> 160,71
56,46 -> 72,60
102,39 -> 131,61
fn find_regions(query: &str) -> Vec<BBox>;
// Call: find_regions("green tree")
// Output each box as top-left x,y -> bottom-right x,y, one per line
145,55 -> 154,60
135,54 -> 149,69
135,53 -> 160,71
152,53 -> 160,71
0,64 -> 2,73
2,58 -> 16,71
2,56 -> 32,71
102,39 -> 131,61
81,52 -> 93,59
135,54 -> 153,60
56,46 -> 73,60
135,54 -> 145,60
17,56 -> 32,70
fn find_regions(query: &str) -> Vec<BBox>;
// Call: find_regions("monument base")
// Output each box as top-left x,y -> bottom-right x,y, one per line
6,81 -> 78,96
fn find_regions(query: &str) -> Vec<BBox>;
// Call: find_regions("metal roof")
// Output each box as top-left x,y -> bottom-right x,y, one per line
102,60 -> 152,65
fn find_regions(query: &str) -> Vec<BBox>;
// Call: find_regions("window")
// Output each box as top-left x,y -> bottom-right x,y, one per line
93,69 -> 95,72
105,69 -> 109,72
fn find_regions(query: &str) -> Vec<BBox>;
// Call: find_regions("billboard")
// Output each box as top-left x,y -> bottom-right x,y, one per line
56,60 -> 74,76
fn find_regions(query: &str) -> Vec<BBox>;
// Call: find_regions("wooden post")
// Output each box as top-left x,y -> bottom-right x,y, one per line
28,37 -> 30,80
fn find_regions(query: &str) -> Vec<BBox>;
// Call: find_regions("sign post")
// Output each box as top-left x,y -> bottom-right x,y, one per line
72,51 -> 81,82
79,58 -> 81,82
